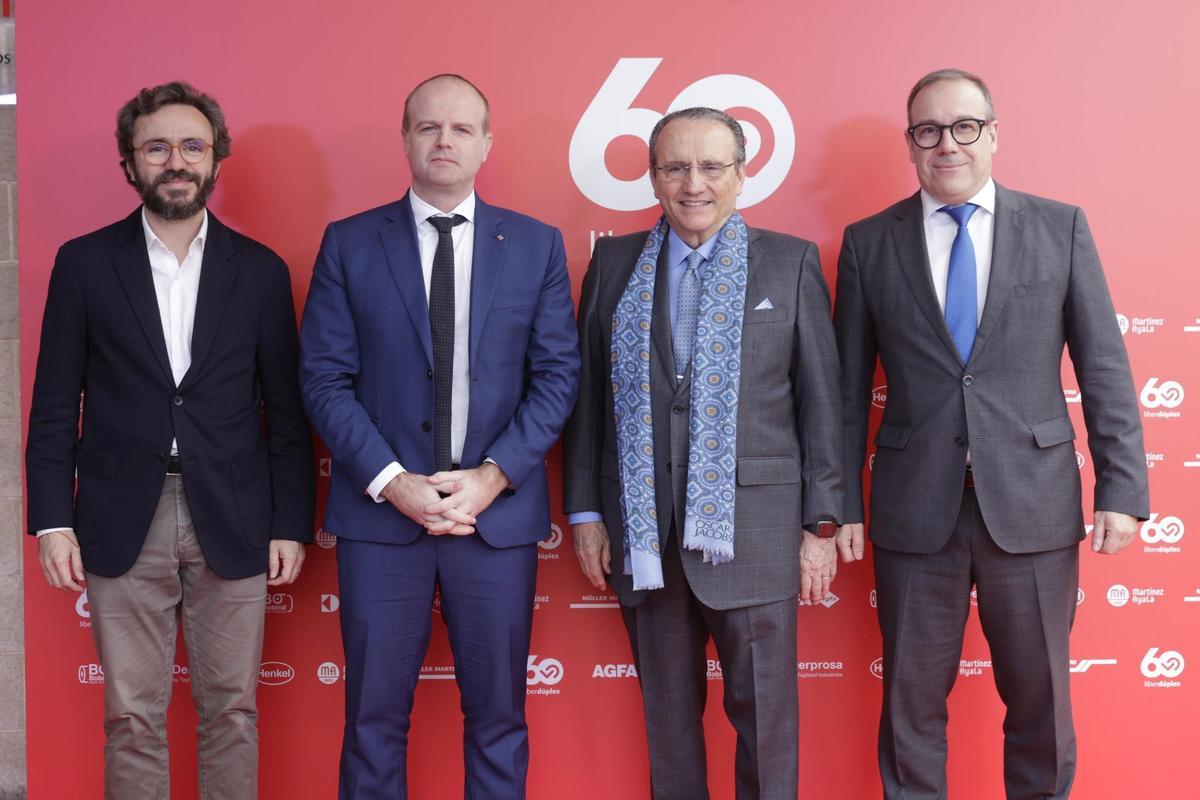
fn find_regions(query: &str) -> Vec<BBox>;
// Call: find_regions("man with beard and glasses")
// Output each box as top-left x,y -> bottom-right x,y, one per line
26,80 -> 314,800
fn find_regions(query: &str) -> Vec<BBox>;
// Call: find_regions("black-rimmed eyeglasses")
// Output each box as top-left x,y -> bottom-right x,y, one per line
906,119 -> 991,150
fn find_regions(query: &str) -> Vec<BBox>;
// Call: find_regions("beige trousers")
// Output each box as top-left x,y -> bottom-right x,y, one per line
87,475 -> 267,800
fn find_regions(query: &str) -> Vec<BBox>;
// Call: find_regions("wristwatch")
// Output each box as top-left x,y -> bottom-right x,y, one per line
813,520 -> 837,539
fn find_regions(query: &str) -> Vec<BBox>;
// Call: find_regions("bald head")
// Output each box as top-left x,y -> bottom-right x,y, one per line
402,74 -> 490,135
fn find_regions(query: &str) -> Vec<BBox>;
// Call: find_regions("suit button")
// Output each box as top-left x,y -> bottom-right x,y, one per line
155,453 -> 166,463
172,395 -> 184,406
665,462 -> 672,473
962,375 -> 974,387
426,369 -> 433,380
421,421 -> 432,432
672,405 -> 685,415
954,436 -> 965,447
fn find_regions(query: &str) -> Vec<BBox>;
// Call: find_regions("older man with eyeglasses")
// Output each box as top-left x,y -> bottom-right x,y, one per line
834,68 -> 1148,799
563,106 -> 844,800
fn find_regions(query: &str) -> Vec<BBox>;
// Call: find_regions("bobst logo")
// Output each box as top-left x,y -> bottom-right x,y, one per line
570,58 -> 794,211
78,663 -> 105,685
259,662 -> 295,686
1140,378 -> 1184,410
871,385 -> 887,409
526,655 -> 564,686
1140,648 -> 1185,679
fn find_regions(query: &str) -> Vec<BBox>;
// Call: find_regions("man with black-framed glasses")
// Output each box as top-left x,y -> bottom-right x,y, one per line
26,80 -> 314,800
834,68 -> 1148,799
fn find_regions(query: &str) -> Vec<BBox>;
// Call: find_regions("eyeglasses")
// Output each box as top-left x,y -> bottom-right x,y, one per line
133,139 -> 214,165
906,119 -> 990,150
653,161 -> 737,183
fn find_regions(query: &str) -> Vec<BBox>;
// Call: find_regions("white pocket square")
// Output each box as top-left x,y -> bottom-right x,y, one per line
753,298 -> 774,311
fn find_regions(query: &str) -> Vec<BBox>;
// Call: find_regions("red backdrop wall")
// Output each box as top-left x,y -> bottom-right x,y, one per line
17,1 -> 1199,797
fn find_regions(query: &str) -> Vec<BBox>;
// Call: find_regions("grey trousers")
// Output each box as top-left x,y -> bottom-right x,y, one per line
87,475 -> 267,800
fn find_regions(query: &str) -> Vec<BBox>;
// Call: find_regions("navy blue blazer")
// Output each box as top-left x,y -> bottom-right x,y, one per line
299,193 -> 579,548
26,209 -> 315,579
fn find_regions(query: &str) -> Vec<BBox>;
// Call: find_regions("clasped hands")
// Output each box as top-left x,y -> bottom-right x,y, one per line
381,462 -> 509,535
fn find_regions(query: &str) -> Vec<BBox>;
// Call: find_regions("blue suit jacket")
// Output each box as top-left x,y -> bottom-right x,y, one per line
299,192 -> 579,548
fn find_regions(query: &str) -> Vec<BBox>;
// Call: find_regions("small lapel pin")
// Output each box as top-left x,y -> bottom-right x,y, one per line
496,234 -> 505,241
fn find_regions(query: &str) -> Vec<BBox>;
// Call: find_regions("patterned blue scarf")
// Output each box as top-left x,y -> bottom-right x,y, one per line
611,214 -> 749,590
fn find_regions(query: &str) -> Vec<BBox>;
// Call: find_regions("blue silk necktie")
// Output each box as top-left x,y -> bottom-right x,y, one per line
674,250 -> 704,379
941,203 -> 979,364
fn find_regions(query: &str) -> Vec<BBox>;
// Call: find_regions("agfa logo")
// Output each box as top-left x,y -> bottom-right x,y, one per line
570,58 -> 794,211
539,523 -> 563,550
316,662 -> 342,685
871,385 -> 887,409
1108,584 -> 1130,607
1140,378 -> 1184,410
265,592 -> 294,614
1140,648 -> 1185,679
869,658 -> 884,679
527,655 -> 564,686
592,663 -> 638,678
320,593 -> 340,613
315,528 -> 337,550
77,663 -> 105,685
259,662 -> 295,686
1140,513 -> 1184,545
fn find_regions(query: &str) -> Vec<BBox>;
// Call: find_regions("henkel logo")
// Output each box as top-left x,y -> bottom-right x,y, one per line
527,655 -> 564,686
315,528 -> 337,549
316,662 -> 342,685
570,58 -> 794,211
265,592 -> 294,614
1140,378 -> 1184,409
259,662 -> 295,686
592,663 -> 639,678
77,663 -> 105,685
1140,648 -> 1185,679
75,590 -> 90,619
539,523 -> 563,551
1140,513 -> 1185,544
871,385 -> 887,409
869,658 -> 884,679
320,593 -> 340,613
1116,313 -> 1130,335
1108,584 -> 1130,607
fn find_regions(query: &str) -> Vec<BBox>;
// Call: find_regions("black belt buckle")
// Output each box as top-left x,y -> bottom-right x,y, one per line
964,466 -> 975,488
166,454 -> 183,475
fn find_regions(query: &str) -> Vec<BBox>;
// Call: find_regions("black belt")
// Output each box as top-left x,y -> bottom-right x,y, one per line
964,465 -> 974,488
166,454 -> 183,475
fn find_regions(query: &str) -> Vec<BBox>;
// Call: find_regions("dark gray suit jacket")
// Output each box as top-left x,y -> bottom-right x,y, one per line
564,226 -> 843,609
835,184 -> 1149,554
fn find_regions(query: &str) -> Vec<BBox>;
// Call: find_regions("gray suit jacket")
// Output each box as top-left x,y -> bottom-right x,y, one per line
835,184 -> 1149,554
563,226 -> 843,609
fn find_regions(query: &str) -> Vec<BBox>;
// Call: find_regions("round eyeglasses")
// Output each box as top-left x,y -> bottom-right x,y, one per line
133,139 -> 214,165
906,119 -> 990,150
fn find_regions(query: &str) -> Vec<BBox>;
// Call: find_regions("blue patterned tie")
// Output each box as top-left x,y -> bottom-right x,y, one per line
674,250 -> 703,378
941,203 -> 979,364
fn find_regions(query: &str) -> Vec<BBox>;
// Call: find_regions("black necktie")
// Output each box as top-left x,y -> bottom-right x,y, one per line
427,214 -> 467,472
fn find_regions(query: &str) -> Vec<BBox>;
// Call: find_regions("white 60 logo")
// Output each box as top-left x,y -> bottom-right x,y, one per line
1140,513 -> 1185,544
1139,377 -> 1184,409
570,58 -> 794,211
1140,647 -> 1185,678
526,655 -> 564,686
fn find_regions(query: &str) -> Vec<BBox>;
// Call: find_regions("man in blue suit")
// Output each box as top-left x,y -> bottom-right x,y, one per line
299,74 -> 579,799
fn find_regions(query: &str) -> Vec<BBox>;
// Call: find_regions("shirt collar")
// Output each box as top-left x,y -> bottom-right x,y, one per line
409,189 -> 476,227
666,226 -> 721,268
920,177 -> 996,221
141,207 -> 208,254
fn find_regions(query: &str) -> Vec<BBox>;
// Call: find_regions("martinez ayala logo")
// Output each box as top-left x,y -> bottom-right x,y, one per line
570,58 -> 794,211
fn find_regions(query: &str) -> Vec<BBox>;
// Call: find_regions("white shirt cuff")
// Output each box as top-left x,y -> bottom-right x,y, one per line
36,528 -> 74,538
366,462 -> 405,502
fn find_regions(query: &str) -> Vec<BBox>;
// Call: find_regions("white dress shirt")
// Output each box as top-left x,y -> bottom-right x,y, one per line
366,191 -> 477,501
38,208 -> 208,537
920,177 -> 995,322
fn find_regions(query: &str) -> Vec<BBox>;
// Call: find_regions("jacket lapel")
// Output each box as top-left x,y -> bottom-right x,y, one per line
180,213 -> 238,389
651,242 -> 676,386
379,193 -> 433,367
969,183 -> 1025,364
890,192 -> 963,365
468,197 -> 506,371
111,210 -> 174,386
